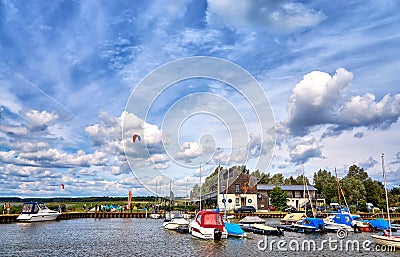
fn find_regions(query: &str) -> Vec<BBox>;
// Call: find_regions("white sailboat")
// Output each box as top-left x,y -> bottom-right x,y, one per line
370,154 -> 400,248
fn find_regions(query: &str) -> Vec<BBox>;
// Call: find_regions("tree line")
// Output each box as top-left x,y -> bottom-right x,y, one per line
191,164 -> 399,211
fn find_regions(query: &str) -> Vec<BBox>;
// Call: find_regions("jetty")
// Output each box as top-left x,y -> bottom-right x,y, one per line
2,212 -> 400,224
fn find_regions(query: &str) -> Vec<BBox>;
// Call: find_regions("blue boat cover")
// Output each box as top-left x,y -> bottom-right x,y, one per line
367,218 -> 389,230
225,223 -> 245,235
302,218 -> 325,229
332,213 -> 353,226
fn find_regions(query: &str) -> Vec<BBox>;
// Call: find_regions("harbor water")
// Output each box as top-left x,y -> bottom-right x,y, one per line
0,218 -> 398,256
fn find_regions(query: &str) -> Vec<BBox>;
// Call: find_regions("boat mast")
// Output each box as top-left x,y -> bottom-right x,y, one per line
382,153 -> 392,237
303,165 -> 314,216
303,164 -> 306,214
217,147 -> 220,210
225,159 -> 229,218
169,180 -> 172,211
155,179 -> 157,205
185,178 -> 188,212
199,162 -> 202,211
334,168 -> 342,206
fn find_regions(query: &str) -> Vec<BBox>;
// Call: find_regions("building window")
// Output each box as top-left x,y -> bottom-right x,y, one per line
235,198 -> 240,206
248,199 -> 252,203
235,184 -> 240,193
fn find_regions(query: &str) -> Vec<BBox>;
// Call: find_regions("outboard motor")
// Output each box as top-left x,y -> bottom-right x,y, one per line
213,228 -> 223,240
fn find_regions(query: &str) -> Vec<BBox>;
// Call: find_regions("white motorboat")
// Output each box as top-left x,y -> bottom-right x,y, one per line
189,210 -> 228,240
163,217 -> 190,230
150,213 -> 161,219
17,202 -> 61,222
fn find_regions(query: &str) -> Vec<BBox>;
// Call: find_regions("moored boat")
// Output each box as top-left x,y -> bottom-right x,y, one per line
239,216 -> 283,236
282,218 -> 326,234
370,154 -> 400,249
189,210 -> 228,240
371,233 -> 400,249
323,211 -> 358,232
280,212 -> 307,225
163,217 -> 190,230
16,202 -> 61,222
150,213 -> 161,219
224,222 -> 246,237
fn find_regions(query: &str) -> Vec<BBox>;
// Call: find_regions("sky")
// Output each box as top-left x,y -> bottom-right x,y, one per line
0,0 -> 399,198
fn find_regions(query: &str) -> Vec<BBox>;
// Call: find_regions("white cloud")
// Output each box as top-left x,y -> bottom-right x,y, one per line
288,137 -> 323,164
284,68 -> 353,135
339,93 -> 400,129
25,110 -> 59,131
206,0 -> 325,32
176,142 -> 202,162
0,125 -> 29,136
283,68 -> 400,137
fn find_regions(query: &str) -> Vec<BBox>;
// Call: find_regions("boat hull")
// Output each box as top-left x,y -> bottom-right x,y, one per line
190,226 -> 228,240
16,213 -> 60,222
371,235 -> 400,248
163,218 -> 189,230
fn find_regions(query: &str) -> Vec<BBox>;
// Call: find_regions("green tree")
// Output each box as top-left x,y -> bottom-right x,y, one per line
270,173 -> 284,185
284,176 -> 296,185
340,176 -> 366,204
269,186 -> 288,211
258,173 -> 271,184
294,174 -> 310,185
389,187 -> 400,206
364,178 -> 384,206
313,169 -> 337,204
347,165 -> 369,182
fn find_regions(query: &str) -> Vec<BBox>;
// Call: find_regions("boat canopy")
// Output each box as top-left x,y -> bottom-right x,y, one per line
281,213 -> 307,222
301,218 -> 325,229
367,218 -> 390,230
196,211 -> 224,230
331,213 -> 353,226
21,202 -> 41,214
225,223 -> 245,236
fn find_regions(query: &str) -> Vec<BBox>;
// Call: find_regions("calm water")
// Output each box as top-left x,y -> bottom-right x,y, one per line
0,218 -> 398,256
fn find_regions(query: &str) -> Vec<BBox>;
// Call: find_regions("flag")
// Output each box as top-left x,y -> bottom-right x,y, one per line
61,184 -> 64,190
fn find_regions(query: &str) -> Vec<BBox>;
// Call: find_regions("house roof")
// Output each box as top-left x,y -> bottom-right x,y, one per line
257,184 -> 317,191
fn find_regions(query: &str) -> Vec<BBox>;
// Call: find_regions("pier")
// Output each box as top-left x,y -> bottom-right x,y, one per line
2,212 -> 400,224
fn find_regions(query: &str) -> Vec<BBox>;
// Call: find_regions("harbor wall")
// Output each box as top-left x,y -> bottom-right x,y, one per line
1,212 -> 400,224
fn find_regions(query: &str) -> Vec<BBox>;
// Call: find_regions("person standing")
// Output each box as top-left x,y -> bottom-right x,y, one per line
7,203 -> 11,215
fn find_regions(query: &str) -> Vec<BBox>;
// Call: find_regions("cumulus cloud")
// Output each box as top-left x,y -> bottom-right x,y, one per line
288,137 -> 323,164
284,68 -> 353,136
0,148 -> 108,168
206,0 -> 325,32
176,142 -> 202,163
25,110 -> 59,131
283,68 -> 400,137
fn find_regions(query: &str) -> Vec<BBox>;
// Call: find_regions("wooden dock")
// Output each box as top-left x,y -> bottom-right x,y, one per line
1,211 -> 400,224
0,212 -> 150,223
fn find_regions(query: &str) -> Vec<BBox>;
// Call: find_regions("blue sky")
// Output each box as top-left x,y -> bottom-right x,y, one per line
1,0 -> 400,197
